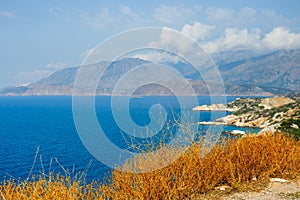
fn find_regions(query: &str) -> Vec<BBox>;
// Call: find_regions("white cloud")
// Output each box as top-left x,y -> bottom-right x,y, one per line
79,4 -> 300,60
202,26 -> 300,53
46,62 -> 67,70
194,5 -> 202,12
181,22 -> 215,41
132,52 -> 181,63
120,5 -> 134,18
238,7 -> 256,18
205,7 -> 234,23
149,27 -> 193,53
154,5 -> 195,26
143,27 -> 214,69
262,27 -> 300,50
81,22 -> 300,62
0,11 -> 16,19
81,6 -> 144,30
119,5 -> 143,27
81,8 -> 115,29
81,5 -> 198,31
237,7 -> 256,23
203,28 -> 262,53
259,9 -> 294,29
261,8 -> 277,19
205,7 -> 259,28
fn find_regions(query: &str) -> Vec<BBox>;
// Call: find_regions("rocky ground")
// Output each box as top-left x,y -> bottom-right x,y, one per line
194,177 -> 300,200
193,94 -> 300,132
192,94 -> 300,199
221,179 -> 300,200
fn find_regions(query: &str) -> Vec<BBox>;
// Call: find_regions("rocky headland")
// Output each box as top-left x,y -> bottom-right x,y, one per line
193,93 -> 300,134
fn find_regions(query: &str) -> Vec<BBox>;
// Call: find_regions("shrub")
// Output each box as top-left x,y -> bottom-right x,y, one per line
0,173 -> 103,200
1,133 -> 300,199
280,118 -> 300,140
100,133 -> 300,199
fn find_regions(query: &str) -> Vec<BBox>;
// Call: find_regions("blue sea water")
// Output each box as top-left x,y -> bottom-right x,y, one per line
0,96 -> 260,183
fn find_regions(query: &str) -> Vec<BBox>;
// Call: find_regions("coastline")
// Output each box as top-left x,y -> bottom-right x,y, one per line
193,95 -> 299,134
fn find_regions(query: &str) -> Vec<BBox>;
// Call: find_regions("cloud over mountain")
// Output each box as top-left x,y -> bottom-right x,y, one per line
181,22 -> 215,41
262,27 -> 300,50
181,25 -> 300,53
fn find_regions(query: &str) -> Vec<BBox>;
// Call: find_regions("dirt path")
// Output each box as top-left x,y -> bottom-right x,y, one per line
221,179 -> 300,200
195,178 -> 300,200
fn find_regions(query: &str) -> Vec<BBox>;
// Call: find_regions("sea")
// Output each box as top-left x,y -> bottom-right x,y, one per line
0,96 -> 261,183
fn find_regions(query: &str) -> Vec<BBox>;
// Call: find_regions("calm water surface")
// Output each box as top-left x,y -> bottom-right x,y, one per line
0,96 -> 260,182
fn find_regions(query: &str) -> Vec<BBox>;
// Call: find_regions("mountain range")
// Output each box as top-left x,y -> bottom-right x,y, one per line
1,49 -> 299,96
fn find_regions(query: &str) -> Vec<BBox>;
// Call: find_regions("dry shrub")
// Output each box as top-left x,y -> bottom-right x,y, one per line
1,132 -> 300,199
0,173 -> 103,200
100,133 -> 300,199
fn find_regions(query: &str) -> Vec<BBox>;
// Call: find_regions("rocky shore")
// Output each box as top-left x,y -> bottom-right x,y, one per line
192,104 -> 235,112
193,94 -> 300,133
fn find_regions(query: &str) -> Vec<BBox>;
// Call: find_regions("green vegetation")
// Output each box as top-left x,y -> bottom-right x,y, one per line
287,191 -> 300,199
227,94 -> 299,130
230,98 -> 261,115
280,118 -> 300,140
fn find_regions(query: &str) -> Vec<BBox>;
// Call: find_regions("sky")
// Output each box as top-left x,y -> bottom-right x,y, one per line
0,0 -> 300,87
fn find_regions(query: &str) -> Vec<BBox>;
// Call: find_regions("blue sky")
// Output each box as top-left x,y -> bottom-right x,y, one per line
1,0 -> 300,87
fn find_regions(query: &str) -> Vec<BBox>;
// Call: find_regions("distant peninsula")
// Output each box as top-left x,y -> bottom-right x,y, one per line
193,93 -> 300,135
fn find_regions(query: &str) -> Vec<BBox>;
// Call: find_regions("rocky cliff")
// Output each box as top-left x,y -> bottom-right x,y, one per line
194,93 -> 300,129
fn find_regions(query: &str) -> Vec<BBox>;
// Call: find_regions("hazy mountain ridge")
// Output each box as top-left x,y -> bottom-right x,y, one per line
1,49 -> 299,96
221,49 -> 300,91
36,67 -> 79,86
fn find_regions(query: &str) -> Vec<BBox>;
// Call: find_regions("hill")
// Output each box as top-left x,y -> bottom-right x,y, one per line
0,49 -> 299,96
194,93 -> 300,138
221,49 -> 300,92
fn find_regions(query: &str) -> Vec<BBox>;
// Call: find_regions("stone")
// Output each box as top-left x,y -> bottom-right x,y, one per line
215,185 -> 232,191
231,130 -> 246,135
291,124 -> 299,129
270,178 -> 289,183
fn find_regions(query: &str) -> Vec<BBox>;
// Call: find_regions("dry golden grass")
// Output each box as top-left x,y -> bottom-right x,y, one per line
0,173 -> 103,200
1,132 -> 300,199
100,133 -> 300,199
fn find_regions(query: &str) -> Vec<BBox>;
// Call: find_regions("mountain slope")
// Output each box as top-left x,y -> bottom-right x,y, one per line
0,49 -> 299,96
36,67 -> 79,86
221,49 -> 300,91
